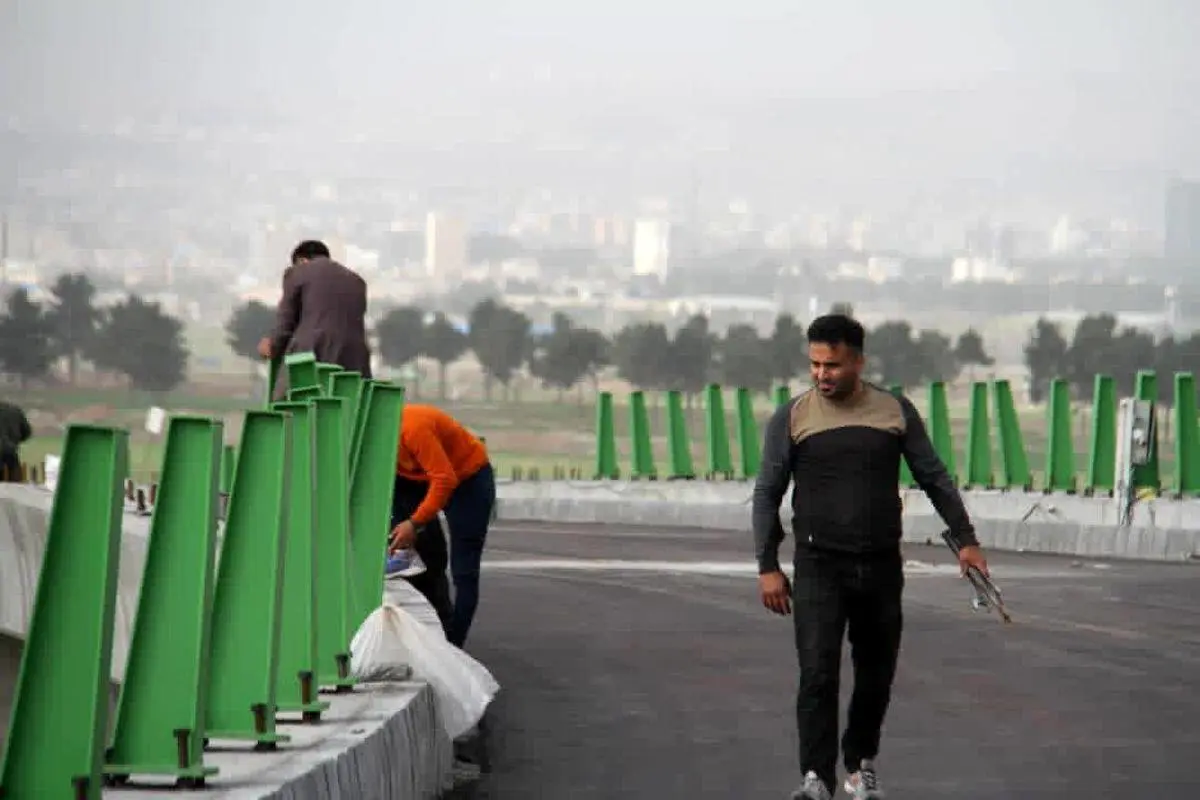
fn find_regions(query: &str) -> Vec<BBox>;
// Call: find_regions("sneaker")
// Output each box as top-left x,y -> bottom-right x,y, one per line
385,548 -> 426,579
791,771 -> 832,800
844,759 -> 884,799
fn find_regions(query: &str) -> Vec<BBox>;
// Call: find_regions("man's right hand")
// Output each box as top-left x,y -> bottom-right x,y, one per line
759,570 -> 792,616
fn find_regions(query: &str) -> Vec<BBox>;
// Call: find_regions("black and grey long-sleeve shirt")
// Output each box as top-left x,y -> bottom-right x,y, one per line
751,383 -> 977,573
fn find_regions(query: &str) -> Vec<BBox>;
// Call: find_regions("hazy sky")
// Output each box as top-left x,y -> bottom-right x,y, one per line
3,1 -> 1199,202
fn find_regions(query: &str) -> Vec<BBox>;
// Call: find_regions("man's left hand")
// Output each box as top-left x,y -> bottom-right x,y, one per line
257,337 -> 274,359
958,544 -> 989,578
389,519 -> 417,552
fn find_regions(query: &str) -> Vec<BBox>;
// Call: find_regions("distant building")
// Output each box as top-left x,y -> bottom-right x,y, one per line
424,212 -> 467,284
1165,180 -> 1200,261
632,218 -> 671,281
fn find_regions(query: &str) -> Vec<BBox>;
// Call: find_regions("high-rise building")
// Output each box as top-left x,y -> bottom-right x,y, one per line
425,212 -> 468,282
1165,180 -> 1200,260
632,218 -> 671,281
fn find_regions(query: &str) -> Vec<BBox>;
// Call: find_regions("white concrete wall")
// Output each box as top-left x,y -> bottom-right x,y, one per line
494,480 -> 1200,561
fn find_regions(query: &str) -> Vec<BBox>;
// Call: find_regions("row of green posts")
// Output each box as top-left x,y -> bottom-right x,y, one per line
592,370 -> 1200,497
0,353 -> 405,799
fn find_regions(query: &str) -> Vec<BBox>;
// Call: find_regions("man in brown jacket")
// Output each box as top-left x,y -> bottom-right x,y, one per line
257,240 -> 373,400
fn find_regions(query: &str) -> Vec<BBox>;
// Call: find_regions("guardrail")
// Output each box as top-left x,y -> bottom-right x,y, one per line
590,370 -> 1200,497
0,352 -> 408,797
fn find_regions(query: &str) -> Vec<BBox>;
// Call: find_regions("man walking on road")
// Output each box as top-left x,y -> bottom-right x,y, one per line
751,313 -> 990,800
258,240 -> 372,400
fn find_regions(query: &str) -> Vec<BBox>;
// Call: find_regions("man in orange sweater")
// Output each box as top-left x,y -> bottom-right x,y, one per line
387,403 -> 495,648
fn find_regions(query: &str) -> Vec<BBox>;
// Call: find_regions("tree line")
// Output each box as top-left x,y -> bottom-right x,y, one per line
1024,314 -> 1200,405
0,273 -> 189,391
227,299 -> 1200,404
5,272 -> 1196,404
226,298 -> 997,401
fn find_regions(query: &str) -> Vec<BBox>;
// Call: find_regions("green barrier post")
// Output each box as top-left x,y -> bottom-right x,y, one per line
703,384 -> 733,479
312,397 -> 356,691
1172,372 -> 1200,496
1043,378 -> 1076,493
204,411 -> 292,749
991,379 -> 1031,490
1085,375 -> 1117,494
0,426 -> 129,800
927,382 -> 956,481
628,390 -> 656,479
315,362 -> 340,393
735,387 -> 761,480
270,401 -> 328,723
963,381 -> 994,489
104,417 -> 223,787
593,391 -> 618,479
664,390 -> 696,479
348,382 -> 406,632
284,352 -> 320,395
329,371 -> 365,447
219,444 -> 237,494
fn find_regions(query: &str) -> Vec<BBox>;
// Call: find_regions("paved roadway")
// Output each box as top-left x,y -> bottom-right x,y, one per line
451,521 -> 1200,799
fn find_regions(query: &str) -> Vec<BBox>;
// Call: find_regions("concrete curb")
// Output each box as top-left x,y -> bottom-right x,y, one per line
494,480 -> 1200,562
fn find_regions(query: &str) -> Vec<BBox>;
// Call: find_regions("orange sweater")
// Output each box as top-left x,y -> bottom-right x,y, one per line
396,404 -> 490,525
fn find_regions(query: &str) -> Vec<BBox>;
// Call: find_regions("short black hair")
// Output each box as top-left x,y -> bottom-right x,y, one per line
291,240 -> 331,263
806,313 -> 865,352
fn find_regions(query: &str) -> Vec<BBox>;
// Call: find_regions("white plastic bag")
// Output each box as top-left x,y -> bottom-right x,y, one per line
349,603 -> 500,740
350,604 -> 416,683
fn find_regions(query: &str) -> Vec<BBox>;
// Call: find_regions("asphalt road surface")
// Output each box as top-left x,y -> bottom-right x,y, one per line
453,521 -> 1200,800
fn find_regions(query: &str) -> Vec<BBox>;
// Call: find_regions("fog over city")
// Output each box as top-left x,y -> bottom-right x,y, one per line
1,1 -> 1200,391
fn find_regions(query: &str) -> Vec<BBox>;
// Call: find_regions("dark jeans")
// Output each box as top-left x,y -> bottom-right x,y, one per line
792,546 -> 904,792
390,463 -> 495,648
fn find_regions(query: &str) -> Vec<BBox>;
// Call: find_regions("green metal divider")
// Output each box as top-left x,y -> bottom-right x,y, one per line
284,352 -> 320,395
888,385 -> 915,488
774,384 -> 791,407
664,390 -> 695,479
1043,378 -> 1076,492
104,416 -> 224,787
266,354 -> 283,407
1172,372 -> 1200,496
1170,373 -> 1195,493
1085,374 -> 1116,494
703,384 -> 734,479
926,382 -> 956,482
734,387 -> 761,480
593,391 -> 618,479
349,380 -> 375,481
1132,370 -> 1160,491
312,397 -> 355,691
628,390 -> 656,479
270,400 -> 329,723
329,371 -> 364,446
204,410 -> 292,750
990,379 -> 1031,490
219,444 -> 237,494
348,382 -> 406,633
316,362 -> 340,391
963,381 -> 994,489
289,385 -> 324,402
0,425 -> 129,800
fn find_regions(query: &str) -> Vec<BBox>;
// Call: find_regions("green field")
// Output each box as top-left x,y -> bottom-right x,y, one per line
6,378 -> 1175,487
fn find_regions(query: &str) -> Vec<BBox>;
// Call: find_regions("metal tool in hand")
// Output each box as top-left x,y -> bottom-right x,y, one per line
940,530 -> 1012,624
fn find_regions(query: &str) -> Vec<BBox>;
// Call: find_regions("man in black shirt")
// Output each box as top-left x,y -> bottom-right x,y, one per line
751,314 -> 989,800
